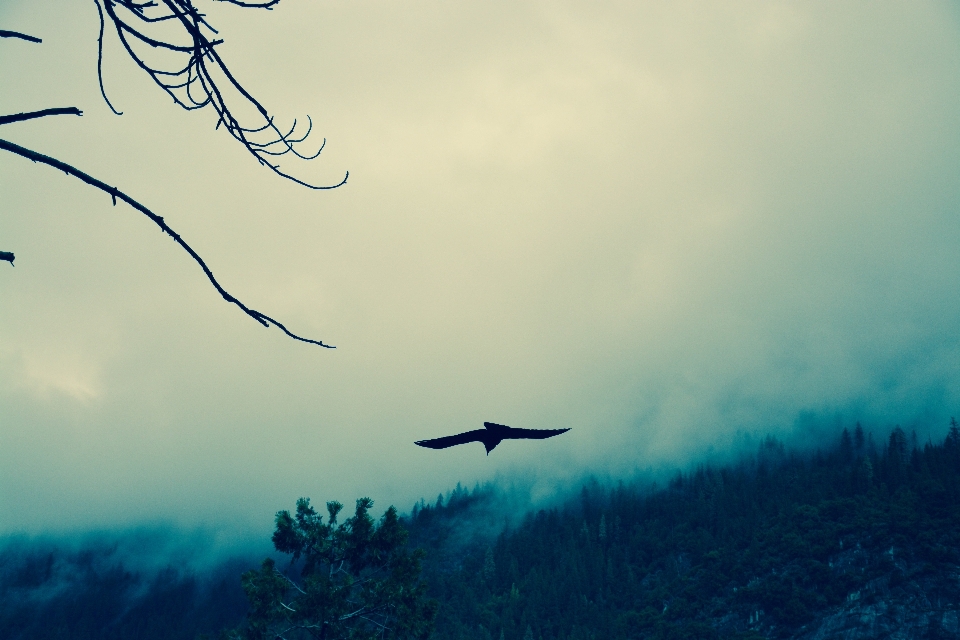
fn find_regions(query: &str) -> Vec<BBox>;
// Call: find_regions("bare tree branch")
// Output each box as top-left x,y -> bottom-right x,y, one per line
0,136 -> 335,348
96,0 -> 349,189
94,0 -> 124,115
0,30 -> 42,43
274,569 -> 307,595
214,0 -> 281,8
2,3 -> 345,348
0,108 -> 83,126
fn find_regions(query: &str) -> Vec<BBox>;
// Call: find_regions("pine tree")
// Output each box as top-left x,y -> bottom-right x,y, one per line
946,417 -> 960,461
232,497 -> 436,640
854,422 -> 865,453
483,545 -> 496,583
840,428 -> 853,463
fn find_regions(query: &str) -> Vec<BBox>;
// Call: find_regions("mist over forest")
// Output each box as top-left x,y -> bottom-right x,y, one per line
4,420 -> 960,639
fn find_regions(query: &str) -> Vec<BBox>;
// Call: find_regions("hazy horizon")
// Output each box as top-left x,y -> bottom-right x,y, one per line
2,1 -> 960,535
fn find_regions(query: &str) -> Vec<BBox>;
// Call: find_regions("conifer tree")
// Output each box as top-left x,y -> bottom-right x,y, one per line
232,497 -> 436,640
483,546 -> 496,583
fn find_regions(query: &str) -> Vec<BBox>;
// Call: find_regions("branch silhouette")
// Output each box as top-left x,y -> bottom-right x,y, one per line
95,0 -> 348,188
0,108 -> 83,126
0,136 -> 334,348
1,4 -> 345,348
0,30 -> 42,43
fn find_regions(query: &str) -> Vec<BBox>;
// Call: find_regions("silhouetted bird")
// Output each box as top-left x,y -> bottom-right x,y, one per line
415,422 -> 570,455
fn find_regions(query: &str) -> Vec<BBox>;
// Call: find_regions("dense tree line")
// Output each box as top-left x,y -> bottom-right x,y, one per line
3,422 -> 960,639
0,538 -> 250,640
408,423 -> 960,640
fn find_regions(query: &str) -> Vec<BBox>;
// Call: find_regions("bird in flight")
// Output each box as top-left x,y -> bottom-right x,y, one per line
415,421 -> 570,455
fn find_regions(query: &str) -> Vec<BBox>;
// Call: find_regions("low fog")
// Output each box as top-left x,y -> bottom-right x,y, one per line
1,1 -> 959,535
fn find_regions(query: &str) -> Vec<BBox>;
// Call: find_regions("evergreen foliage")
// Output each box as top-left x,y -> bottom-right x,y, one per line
408,423 -> 960,639
229,497 -> 437,640
0,542 -> 250,640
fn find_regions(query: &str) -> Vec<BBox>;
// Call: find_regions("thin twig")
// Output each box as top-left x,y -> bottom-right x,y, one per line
358,614 -> 391,631
0,108 -> 83,126
94,0 -> 124,114
215,0 -> 281,8
0,30 -> 42,43
275,569 -> 308,595
96,0 -> 348,189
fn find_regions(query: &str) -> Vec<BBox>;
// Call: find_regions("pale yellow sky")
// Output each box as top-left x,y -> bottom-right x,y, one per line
2,1 -> 960,533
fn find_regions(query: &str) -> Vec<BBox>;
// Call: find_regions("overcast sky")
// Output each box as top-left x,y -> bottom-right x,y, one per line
2,1 -> 960,535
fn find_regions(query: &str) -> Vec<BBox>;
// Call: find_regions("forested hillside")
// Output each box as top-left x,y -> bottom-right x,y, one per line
408,424 -> 960,640
0,539 -> 250,640
2,423 -> 960,639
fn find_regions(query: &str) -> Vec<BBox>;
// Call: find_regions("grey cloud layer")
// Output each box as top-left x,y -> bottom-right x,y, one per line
1,1 -> 959,532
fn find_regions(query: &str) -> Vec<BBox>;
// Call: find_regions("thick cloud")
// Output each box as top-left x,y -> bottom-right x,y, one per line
1,1 -> 959,533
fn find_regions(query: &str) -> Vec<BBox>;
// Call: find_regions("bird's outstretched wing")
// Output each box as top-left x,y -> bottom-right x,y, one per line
415,429 -> 487,450
504,427 -> 570,440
